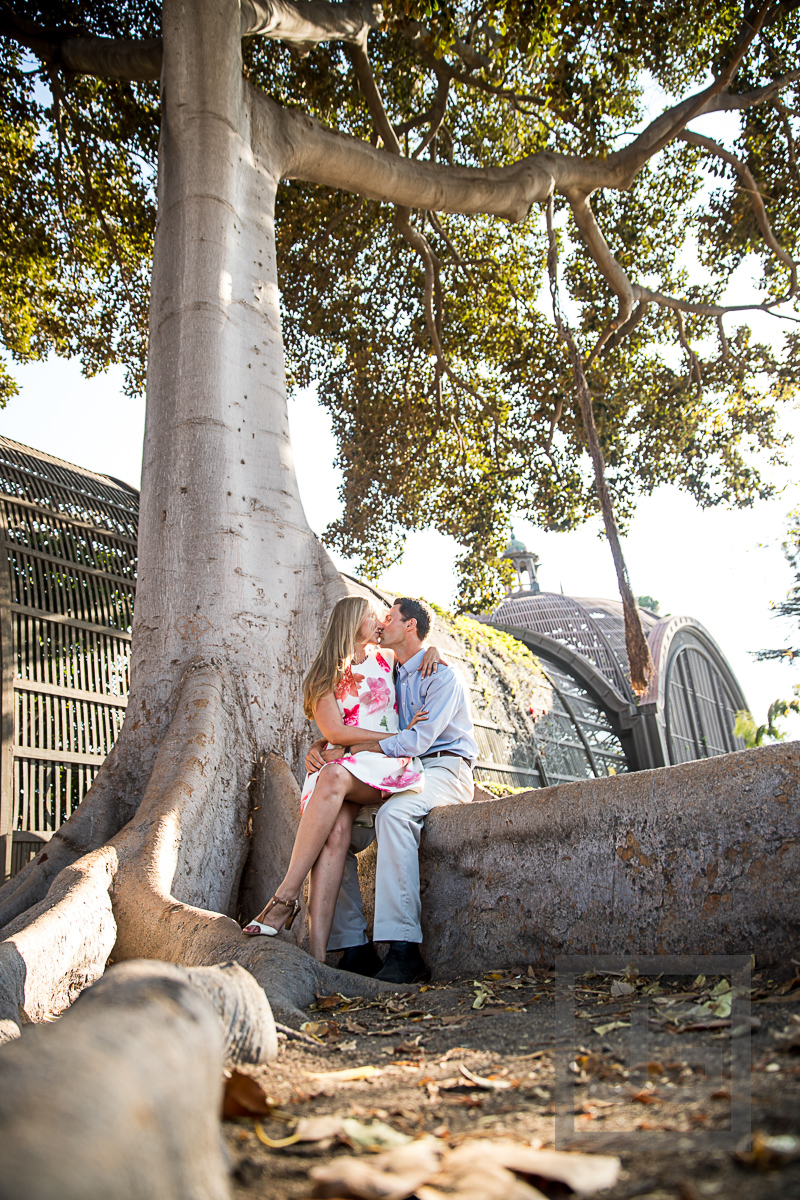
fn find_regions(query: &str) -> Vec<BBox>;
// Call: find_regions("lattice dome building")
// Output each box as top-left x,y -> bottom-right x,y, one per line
479,534 -> 748,786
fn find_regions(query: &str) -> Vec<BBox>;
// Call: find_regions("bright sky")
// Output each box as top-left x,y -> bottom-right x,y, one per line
2,351 -> 799,742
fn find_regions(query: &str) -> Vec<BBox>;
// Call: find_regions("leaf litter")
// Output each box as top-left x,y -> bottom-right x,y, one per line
225,964 -> 800,1200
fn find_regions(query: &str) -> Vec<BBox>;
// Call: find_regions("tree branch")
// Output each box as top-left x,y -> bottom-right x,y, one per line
242,0 -> 380,48
44,71 -> 138,312
0,4 -> 162,81
348,44 -> 402,153
709,69 -> 800,113
403,35 -> 557,123
267,94 -> 567,218
400,19 -> 491,74
0,0 -> 381,81
717,314 -> 731,360
679,129 -> 798,295
343,45 -> 490,402
674,308 -> 703,397
267,64 -> 800,227
567,190 -> 636,356
632,283 -> 797,318
609,0 -> 783,182
412,70 -> 449,159
597,301 -> 650,359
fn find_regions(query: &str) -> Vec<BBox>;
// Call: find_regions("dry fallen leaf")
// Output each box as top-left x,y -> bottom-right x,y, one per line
610,979 -> 635,998
422,1140 -> 620,1199
774,1015 -> 800,1052
256,1114 -> 412,1154
393,1041 -> 424,1056
340,1118 -> 413,1151
593,1021 -> 629,1036
576,1053 -> 626,1081
301,1021 -> 331,1038
418,1161 -> 546,1200
629,1087 -> 659,1104
735,1130 -> 800,1169
629,1060 -> 665,1077
255,1123 -> 302,1150
293,1115 -> 347,1143
472,983 -> 495,1010
305,1065 -> 382,1083
458,1063 -> 513,1090
313,992 -> 359,1011
709,993 -> 733,1019
309,1136 -> 442,1200
439,1047 -> 469,1063
677,1018 -> 732,1033
222,1071 -> 278,1119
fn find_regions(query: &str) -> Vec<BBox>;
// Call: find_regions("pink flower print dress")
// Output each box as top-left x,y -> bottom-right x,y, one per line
300,645 -> 423,822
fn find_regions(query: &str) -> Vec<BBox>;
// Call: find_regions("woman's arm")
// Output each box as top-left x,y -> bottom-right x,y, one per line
307,702 -> 430,772
313,694 -> 395,747
419,644 -> 447,678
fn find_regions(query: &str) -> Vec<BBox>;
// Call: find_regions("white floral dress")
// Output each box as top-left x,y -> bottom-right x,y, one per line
300,645 -> 423,817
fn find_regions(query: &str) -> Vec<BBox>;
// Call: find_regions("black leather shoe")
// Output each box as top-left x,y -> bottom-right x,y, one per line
337,942 -> 383,977
375,941 -> 430,984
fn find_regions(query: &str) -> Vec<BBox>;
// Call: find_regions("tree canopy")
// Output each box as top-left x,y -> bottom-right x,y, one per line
1,0 -> 799,610
757,506 -> 800,662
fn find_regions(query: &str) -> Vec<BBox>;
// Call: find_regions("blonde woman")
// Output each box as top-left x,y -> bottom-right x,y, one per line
242,595 -> 437,960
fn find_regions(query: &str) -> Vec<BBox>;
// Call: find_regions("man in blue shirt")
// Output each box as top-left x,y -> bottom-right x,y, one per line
306,597 -> 478,983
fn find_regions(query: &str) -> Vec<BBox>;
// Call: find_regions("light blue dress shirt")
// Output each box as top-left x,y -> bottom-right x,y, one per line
379,649 -> 479,764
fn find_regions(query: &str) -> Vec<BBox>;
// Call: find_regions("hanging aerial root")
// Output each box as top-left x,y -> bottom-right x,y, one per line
545,197 -> 654,696
572,347 -> 654,696
0,959 -> 275,1200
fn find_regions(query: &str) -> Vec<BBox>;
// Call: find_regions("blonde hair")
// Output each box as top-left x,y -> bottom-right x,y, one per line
303,596 -> 375,720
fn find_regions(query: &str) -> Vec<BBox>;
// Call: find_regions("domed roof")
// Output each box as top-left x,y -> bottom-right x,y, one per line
505,528 -> 527,554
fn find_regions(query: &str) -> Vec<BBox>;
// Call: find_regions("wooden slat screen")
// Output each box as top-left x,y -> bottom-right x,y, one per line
0,437 -> 137,880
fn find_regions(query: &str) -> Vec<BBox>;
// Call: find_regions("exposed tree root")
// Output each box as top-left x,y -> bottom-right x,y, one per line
0,846 -> 117,1042
0,659 -> 389,1043
0,733 -> 148,932
0,959 -> 275,1200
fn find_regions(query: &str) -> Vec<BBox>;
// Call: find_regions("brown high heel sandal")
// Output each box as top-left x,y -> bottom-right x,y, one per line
242,894 -> 301,937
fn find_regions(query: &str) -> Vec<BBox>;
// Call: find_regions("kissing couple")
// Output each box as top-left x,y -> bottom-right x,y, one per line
242,595 -> 478,984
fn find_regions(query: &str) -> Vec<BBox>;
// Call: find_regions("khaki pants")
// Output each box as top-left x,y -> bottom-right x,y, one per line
327,757 -> 473,949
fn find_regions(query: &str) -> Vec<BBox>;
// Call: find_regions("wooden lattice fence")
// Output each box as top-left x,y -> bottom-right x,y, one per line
0,437 -> 137,881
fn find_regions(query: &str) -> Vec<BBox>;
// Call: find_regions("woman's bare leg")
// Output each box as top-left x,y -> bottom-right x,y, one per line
308,801 -> 359,961
247,765 -> 379,933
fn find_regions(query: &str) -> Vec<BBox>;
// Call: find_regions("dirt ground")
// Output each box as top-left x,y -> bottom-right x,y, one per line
222,965 -> 800,1199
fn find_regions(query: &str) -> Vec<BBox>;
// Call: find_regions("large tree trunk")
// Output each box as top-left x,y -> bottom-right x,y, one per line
0,0 -> 365,1041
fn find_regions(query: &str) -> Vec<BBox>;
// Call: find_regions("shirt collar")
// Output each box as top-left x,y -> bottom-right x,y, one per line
398,648 -> 425,677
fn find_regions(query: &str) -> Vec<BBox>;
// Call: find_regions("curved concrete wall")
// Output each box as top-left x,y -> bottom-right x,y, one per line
418,742 -> 800,976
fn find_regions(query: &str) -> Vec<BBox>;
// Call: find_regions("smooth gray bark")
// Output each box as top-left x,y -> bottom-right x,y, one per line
0,960 -> 275,1200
